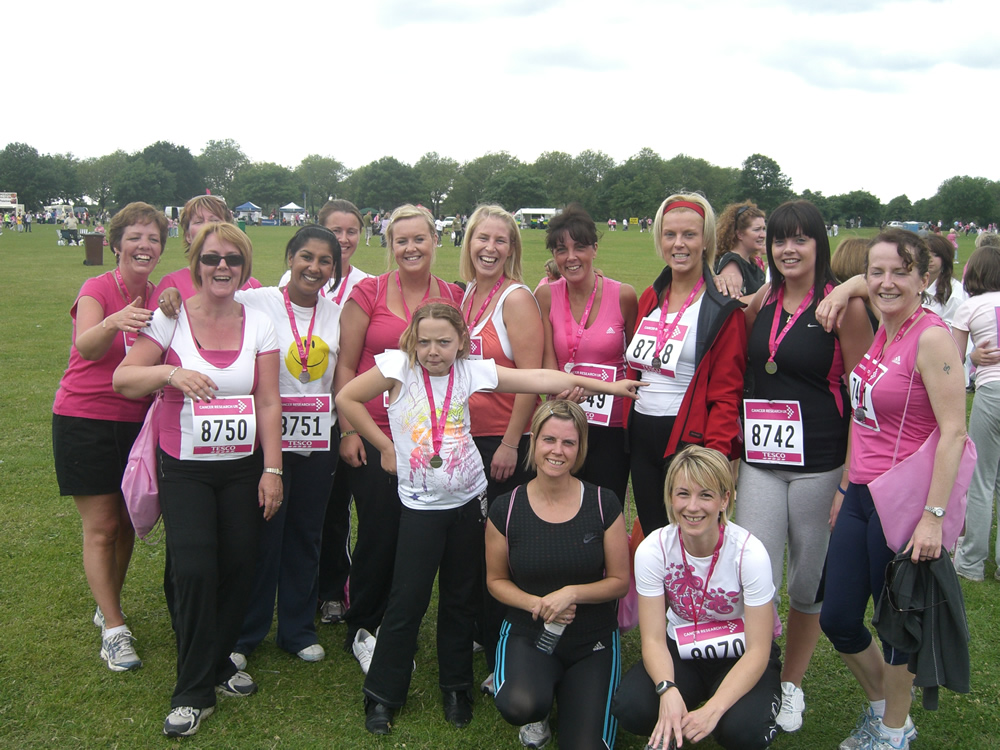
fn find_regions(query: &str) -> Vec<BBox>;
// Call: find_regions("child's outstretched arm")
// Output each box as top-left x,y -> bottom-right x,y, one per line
335,368 -> 399,474
493,366 -> 645,401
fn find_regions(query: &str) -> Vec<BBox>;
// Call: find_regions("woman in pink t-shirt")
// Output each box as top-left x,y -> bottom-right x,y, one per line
52,202 -> 166,673
820,230 -> 966,750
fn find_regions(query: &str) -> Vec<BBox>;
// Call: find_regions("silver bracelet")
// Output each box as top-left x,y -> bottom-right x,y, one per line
165,366 -> 181,386
264,467 -> 283,477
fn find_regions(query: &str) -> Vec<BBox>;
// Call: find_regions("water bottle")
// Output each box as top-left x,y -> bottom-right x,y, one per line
534,621 -> 566,654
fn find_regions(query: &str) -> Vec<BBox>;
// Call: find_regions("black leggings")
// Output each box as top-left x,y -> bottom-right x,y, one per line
494,623 -> 621,750
628,411 -> 675,534
612,639 -> 781,750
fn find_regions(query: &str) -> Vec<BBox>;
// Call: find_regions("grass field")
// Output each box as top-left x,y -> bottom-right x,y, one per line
0,222 -> 997,749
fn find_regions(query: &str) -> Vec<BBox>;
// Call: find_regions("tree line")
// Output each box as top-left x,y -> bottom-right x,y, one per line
2,139 -> 997,227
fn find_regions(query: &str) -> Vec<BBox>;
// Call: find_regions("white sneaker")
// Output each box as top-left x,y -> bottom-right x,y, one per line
93,606 -> 104,630
216,670 -> 258,697
480,671 -> 495,696
231,652 -> 247,670
840,710 -> 916,750
297,643 -> 325,662
100,628 -> 142,671
163,705 -> 214,737
319,599 -> 346,624
776,681 -> 805,732
519,717 -> 551,748
352,628 -> 375,675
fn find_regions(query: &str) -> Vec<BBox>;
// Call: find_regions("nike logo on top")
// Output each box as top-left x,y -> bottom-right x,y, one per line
583,532 -> 600,543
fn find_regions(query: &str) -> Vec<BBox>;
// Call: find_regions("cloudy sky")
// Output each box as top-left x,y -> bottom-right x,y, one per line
8,0 -> 996,203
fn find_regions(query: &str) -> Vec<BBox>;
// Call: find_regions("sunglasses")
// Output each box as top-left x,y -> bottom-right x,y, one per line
199,253 -> 245,267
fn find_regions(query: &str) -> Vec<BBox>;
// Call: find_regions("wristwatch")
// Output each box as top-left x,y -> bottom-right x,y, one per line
924,505 -> 945,517
655,680 -> 678,696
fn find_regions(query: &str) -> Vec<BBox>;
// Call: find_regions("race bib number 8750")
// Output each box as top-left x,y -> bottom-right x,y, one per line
186,395 -> 257,458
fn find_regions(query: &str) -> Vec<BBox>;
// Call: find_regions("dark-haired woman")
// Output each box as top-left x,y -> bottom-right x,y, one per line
52,201 -> 166,672
734,200 -> 872,733
715,201 -> 767,296
229,225 -> 344,666
924,233 -> 967,327
536,202 -> 637,503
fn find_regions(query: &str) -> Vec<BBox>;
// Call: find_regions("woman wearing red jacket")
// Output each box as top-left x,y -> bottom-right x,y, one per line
626,192 -> 747,534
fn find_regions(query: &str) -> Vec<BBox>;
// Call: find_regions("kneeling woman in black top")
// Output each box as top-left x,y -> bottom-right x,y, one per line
486,400 -> 629,750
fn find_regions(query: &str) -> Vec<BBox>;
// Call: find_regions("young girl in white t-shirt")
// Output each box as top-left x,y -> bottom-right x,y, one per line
951,245 -> 1000,580
335,300 -> 643,737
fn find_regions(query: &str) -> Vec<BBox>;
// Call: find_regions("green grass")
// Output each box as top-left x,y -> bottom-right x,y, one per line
1,224 -> 998,748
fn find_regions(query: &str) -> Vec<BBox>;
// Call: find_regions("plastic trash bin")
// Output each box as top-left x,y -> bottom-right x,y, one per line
238,220 -> 247,232
82,233 -> 104,265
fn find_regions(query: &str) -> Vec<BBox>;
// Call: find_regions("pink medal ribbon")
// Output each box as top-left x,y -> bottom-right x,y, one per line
421,364 -> 456,469
396,270 -> 432,323
465,276 -> 506,332
283,287 -> 318,384
113,267 -> 152,307
854,306 -> 924,421
561,274 -> 599,372
764,285 -> 816,375
678,525 -> 725,634
653,278 -> 704,369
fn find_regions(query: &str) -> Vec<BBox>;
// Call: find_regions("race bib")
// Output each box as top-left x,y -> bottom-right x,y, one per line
743,399 -> 804,466
281,394 -> 332,451
469,336 -> 484,360
570,363 -> 616,426
849,353 -> 887,432
184,395 -> 256,459
626,316 -> 690,377
675,618 -> 746,660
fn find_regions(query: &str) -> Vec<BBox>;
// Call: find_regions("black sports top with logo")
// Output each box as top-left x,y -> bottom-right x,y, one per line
746,295 -> 850,473
489,481 -> 620,646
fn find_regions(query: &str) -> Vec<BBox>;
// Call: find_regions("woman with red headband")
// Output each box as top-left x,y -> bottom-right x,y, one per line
626,193 -> 747,534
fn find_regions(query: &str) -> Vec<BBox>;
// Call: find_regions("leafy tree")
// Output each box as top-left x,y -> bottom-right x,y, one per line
414,152 -> 459,216
573,149 -> 617,217
229,162 -> 298,213
112,157 -> 177,208
37,153 -> 82,205
738,154 -> 794,213
449,152 -> 522,213
343,156 -> 419,212
599,148 -> 669,218
295,154 -> 346,215
882,194 -> 913,223
533,151 -> 578,207
481,165 -> 547,211
0,142 -> 44,209
198,139 -> 249,198
936,175 -> 999,225
799,189 -> 831,219
831,190 -> 882,227
79,151 -> 129,212
141,141 -> 204,203
663,154 -> 739,208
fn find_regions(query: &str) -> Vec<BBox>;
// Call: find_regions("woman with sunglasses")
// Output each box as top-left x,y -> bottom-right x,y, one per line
115,223 -> 283,738
715,202 -> 767,296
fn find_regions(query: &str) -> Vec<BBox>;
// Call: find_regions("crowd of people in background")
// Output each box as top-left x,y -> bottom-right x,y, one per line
48,191 -> 985,749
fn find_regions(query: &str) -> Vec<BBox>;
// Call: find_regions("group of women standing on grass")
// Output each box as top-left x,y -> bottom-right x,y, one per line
54,191 -> 971,749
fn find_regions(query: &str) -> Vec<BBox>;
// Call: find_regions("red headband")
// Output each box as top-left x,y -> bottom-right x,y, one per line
663,200 -> 706,218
